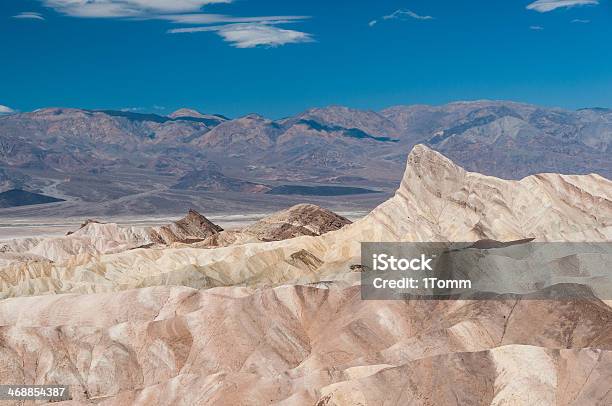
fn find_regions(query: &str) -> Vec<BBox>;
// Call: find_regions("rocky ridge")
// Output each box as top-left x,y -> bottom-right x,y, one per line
242,203 -> 352,241
0,145 -> 610,404
0,145 -> 610,297
0,284 -> 609,404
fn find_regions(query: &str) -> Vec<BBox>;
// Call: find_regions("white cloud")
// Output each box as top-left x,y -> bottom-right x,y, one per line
369,9 -> 434,27
571,18 -> 591,23
41,0 -> 231,18
530,25 -> 545,30
387,9 -> 434,21
13,12 -> 46,20
37,0 -> 312,48
526,0 -> 599,13
162,14 -> 306,25
169,23 -> 313,48
0,105 -> 16,115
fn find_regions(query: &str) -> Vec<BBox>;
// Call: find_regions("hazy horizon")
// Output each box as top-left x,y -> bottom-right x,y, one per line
3,98 -> 611,121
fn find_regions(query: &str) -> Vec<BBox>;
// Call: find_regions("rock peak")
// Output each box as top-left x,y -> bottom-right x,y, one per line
407,144 -> 446,161
169,108 -> 206,119
179,209 -> 223,233
241,113 -> 266,121
403,144 -> 462,182
244,203 -> 351,241
149,209 -> 223,245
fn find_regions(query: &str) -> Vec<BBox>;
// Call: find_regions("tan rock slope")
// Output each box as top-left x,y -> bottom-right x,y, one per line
149,209 -> 223,244
200,203 -> 352,246
0,145 -> 611,405
334,144 -> 611,244
0,209 -> 223,264
2,145 -> 609,298
0,284 -> 610,405
242,203 -> 352,241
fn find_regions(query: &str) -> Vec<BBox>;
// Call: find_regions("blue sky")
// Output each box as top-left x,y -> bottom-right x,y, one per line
1,0 -> 610,118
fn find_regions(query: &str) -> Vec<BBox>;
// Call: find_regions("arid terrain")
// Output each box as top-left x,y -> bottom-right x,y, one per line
2,0 -> 611,401
1,101 -> 611,218
0,145 -> 610,405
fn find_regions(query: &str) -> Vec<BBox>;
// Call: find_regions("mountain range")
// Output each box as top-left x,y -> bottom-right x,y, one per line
1,100 -> 610,217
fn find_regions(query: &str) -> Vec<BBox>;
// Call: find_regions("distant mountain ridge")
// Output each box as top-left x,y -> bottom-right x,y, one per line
0,100 -> 610,215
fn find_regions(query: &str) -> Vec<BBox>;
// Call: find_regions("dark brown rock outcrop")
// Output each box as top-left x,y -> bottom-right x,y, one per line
243,203 -> 351,241
150,209 -> 223,244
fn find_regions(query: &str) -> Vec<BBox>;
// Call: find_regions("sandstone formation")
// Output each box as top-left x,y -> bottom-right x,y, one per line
0,209 -> 223,266
0,284 -> 609,405
196,203 -> 353,248
0,145 -> 610,405
242,203 -> 352,241
0,146 -> 610,297
149,209 -> 224,244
